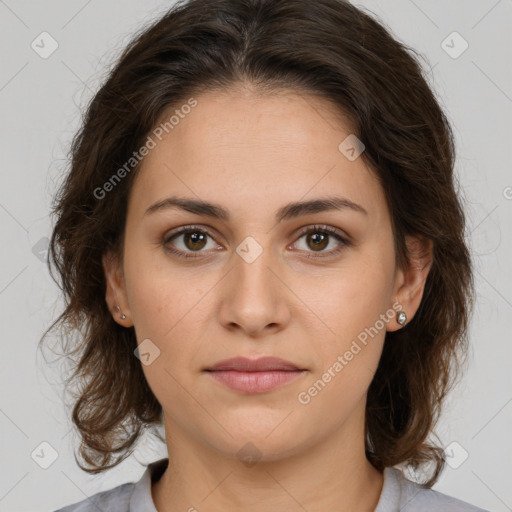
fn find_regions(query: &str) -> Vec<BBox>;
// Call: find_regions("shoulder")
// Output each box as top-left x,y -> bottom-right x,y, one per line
51,482 -> 135,512
380,467 -> 490,512
52,457 -> 167,512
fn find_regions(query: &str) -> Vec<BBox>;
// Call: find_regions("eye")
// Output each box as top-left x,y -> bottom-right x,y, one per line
162,225 -> 222,259
291,224 -> 350,258
162,224 -> 350,261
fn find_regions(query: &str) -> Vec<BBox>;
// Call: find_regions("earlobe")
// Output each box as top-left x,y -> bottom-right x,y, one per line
388,235 -> 433,332
102,250 -> 132,327
115,305 -> 127,320
387,298 -> 408,332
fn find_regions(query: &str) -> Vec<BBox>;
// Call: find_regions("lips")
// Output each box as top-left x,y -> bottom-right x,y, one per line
204,356 -> 307,393
204,356 -> 304,372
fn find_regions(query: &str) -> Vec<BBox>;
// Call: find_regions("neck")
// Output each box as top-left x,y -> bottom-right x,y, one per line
152,404 -> 384,512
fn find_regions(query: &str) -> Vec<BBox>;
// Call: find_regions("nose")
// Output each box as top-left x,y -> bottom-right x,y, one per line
217,245 -> 292,338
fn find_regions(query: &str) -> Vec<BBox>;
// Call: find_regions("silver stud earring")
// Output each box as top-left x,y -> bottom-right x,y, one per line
397,310 -> 407,327
115,305 -> 126,320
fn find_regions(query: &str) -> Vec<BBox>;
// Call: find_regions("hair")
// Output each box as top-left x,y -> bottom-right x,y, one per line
41,0 -> 474,487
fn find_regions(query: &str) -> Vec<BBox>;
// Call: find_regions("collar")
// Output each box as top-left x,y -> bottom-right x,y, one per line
129,457 -> 168,512
128,457 -> 402,511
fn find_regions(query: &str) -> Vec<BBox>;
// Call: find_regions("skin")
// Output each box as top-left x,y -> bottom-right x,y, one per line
103,84 -> 432,512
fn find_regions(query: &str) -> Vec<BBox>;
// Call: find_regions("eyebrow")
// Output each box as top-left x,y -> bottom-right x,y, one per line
144,195 -> 368,222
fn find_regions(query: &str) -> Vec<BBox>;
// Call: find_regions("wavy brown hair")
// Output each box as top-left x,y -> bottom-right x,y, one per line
40,0 -> 474,486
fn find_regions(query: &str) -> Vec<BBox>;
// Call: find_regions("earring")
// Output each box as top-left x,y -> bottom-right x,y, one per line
396,310 -> 407,327
115,305 -> 126,320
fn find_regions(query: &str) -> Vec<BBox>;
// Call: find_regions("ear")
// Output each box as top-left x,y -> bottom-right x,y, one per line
387,235 -> 433,332
102,249 -> 133,327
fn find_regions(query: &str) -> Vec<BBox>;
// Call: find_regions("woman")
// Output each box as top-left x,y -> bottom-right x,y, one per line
45,0 -> 488,510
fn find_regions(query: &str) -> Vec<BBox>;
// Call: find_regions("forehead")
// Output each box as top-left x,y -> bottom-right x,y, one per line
128,87 -> 388,225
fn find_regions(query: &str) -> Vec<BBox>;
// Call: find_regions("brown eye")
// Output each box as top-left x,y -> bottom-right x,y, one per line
306,232 -> 329,251
182,231 -> 208,251
162,226 -> 223,260
292,225 -> 350,259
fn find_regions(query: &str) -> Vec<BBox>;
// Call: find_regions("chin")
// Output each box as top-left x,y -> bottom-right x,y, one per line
200,419 -> 317,464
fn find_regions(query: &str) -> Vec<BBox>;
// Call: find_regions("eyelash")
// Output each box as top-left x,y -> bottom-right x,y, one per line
162,224 -> 350,260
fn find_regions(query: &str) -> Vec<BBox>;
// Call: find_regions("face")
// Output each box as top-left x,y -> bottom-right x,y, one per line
104,86 -> 430,462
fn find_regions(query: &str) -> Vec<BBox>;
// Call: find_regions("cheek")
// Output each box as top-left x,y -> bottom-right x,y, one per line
124,250 -> 218,373
125,264 -> 177,339
123,241 -> 196,336
298,252 -> 393,351
293,253 -> 393,412
297,273 -> 388,416
124,257 -> 208,407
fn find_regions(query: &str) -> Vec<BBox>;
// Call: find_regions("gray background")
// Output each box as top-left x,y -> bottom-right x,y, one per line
0,1 -> 511,511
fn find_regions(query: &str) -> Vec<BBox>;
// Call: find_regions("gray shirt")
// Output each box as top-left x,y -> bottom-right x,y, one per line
53,458 -> 489,511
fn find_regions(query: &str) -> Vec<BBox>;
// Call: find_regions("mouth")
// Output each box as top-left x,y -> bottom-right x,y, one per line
204,356 -> 307,394
204,356 -> 305,372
